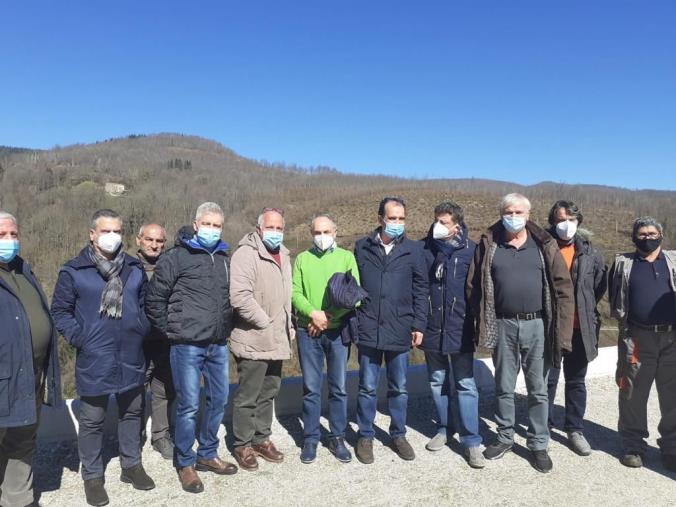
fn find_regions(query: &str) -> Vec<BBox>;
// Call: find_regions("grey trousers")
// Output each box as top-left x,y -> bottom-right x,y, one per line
0,422 -> 37,507
232,357 -> 282,448
617,326 -> 676,455
493,318 -> 550,451
143,340 -> 176,443
78,386 -> 144,480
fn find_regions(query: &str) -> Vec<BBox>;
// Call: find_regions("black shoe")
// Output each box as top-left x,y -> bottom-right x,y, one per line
84,477 -> 109,506
662,454 -> 676,472
620,453 -> 643,468
300,442 -> 318,464
120,463 -> 156,490
531,450 -> 553,473
328,437 -> 352,463
152,437 -> 174,460
392,436 -> 416,461
483,441 -> 513,460
356,437 -> 374,464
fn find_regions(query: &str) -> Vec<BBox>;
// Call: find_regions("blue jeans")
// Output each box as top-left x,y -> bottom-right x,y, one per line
170,343 -> 229,468
357,345 -> 409,439
297,328 -> 349,443
425,351 -> 482,449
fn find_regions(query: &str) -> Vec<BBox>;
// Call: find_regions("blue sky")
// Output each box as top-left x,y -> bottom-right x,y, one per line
1,1 -> 675,189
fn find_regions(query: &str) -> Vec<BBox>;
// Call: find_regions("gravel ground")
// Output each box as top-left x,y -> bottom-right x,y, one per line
37,376 -> 675,506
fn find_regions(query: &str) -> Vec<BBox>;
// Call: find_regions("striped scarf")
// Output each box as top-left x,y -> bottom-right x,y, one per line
88,244 -> 125,319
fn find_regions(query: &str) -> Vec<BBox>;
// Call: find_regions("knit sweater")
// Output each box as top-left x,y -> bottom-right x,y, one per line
292,246 -> 360,330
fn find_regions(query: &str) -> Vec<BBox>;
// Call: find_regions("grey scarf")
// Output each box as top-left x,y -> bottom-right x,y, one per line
88,244 -> 125,319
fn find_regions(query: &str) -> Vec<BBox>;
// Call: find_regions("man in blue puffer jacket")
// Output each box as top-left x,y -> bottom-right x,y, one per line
420,201 -> 484,469
354,197 -> 428,464
51,209 -> 154,506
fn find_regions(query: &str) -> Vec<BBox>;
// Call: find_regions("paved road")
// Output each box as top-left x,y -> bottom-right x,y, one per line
37,376 -> 675,506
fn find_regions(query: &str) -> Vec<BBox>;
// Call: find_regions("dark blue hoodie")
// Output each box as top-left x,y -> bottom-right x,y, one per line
419,223 -> 476,355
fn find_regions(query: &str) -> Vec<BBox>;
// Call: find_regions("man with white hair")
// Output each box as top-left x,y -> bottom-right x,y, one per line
146,202 -> 237,494
609,216 -> 676,471
468,193 -> 574,473
0,211 -> 62,507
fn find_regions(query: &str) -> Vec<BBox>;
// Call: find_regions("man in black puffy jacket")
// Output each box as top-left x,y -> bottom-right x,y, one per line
145,202 -> 237,494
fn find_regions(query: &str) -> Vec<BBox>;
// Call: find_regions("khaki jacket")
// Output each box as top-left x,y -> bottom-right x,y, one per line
229,232 -> 293,360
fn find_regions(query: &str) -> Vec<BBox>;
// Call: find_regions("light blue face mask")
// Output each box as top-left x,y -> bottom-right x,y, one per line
0,239 -> 20,263
196,227 -> 221,248
383,221 -> 405,239
262,230 -> 284,250
502,215 -> 527,234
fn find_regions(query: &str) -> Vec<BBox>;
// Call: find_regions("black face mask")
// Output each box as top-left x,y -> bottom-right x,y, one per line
634,237 -> 662,254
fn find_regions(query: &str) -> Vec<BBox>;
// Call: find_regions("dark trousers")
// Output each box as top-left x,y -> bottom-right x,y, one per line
143,339 -> 176,443
547,329 -> 589,432
78,386 -> 144,480
232,357 -> 282,448
0,421 -> 38,507
617,326 -> 676,456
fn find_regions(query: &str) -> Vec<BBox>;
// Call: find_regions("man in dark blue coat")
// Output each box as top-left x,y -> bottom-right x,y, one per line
51,209 -> 154,506
1,211 -> 62,507
354,197 -> 428,464
419,201 -> 484,468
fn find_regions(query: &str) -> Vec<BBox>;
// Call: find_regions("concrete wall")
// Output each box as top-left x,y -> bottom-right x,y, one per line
37,346 -> 618,443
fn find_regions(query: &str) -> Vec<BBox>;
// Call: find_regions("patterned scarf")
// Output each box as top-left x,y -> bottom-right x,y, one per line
88,244 -> 125,319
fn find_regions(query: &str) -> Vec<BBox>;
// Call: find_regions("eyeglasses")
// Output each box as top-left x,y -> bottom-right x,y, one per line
262,207 -> 284,216
636,233 -> 660,239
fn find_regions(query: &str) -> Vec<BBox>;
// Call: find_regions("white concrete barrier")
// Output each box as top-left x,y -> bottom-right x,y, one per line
37,346 -> 619,443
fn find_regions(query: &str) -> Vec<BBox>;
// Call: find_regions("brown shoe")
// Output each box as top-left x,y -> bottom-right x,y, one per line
252,440 -> 284,463
178,466 -> 204,494
233,446 -> 259,471
196,456 -> 238,475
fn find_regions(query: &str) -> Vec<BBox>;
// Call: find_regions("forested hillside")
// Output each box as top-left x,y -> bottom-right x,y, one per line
1,133 -> 673,394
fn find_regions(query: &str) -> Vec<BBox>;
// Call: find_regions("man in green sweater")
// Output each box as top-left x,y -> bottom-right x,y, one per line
292,213 -> 359,465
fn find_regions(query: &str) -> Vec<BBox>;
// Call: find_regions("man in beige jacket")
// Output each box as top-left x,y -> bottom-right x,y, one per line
230,208 -> 293,471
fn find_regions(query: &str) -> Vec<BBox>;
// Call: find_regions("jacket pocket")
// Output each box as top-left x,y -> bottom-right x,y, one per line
0,362 -> 11,416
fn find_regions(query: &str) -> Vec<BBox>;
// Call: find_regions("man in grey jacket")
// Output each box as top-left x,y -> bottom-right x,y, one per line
609,216 -> 676,471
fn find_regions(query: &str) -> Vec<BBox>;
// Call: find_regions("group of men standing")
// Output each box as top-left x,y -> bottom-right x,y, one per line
1,193 -> 675,506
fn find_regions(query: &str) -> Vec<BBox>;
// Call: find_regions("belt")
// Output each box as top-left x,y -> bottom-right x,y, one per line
628,321 -> 674,333
496,311 -> 543,321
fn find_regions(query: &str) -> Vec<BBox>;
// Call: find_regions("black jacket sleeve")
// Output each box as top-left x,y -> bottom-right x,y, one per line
145,249 -> 179,334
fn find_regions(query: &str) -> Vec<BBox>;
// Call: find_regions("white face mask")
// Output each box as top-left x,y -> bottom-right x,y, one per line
555,220 -> 578,240
432,222 -> 451,240
313,233 -> 335,252
97,232 -> 122,254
